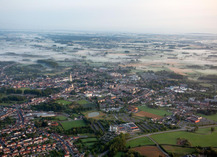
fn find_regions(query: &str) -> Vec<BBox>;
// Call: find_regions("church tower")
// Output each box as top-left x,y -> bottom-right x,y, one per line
69,73 -> 72,82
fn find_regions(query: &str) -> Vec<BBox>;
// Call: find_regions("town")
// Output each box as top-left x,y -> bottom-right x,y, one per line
0,32 -> 217,157
0,57 -> 217,157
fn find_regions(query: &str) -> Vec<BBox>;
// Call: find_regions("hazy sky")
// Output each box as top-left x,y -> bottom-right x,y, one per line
0,0 -> 217,33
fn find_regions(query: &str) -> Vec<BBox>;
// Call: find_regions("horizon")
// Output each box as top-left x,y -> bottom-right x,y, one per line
0,0 -> 217,34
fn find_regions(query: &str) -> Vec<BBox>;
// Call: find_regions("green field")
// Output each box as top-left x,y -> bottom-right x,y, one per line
83,142 -> 95,147
114,152 -> 125,157
138,105 -> 172,116
151,127 -> 217,147
61,120 -> 87,130
126,137 -> 155,148
162,145 -> 196,157
55,115 -> 68,121
199,114 -> 217,122
81,138 -> 97,143
55,100 -> 72,105
76,99 -> 89,105
195,127 -> 216,134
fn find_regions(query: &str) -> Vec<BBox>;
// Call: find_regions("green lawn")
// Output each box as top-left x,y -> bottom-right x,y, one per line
55,115 -> 68,121
55,100 -> 72,105
126,137 -> 155,148
76,100 -> 89,105
138,105 -> 171,116
195,127 -> 216,134
162,145 -> 196,157
83,142 -> 95,147
151,127 -> 217,147
81,138 -> 97,143
199,114 -> 217,122
61,120 -> 87,130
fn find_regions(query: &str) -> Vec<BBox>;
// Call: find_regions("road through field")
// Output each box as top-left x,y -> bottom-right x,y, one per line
127,124 -> 217,157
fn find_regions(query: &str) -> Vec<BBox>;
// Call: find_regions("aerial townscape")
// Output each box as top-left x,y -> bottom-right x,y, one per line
0,31 -> 217,157
0,0 -> 217,157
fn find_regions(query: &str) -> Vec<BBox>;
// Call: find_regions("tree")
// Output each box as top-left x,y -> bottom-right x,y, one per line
211,127 -> 215,133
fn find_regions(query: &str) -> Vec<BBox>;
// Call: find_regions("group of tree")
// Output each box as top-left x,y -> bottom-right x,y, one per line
24,87 -> 61,97
34,120 -> 48,128
0,95 -> 26,103
197,109 -> 217,115
0,87 -> 22,94
32,102 -> 66,112
0,117 -> 16,129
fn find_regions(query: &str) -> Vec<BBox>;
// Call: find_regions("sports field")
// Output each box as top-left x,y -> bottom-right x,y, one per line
126,137 -> 155,148
84,111 -> 105,120
76,100 -> 89,105
55,100 -> 72,105
55,115 -> 68,121
151,127 -> 217,147
81,137 -> 97,143
138,105 -> 171,117
134,111 -> 162,119
61,120 -> 87,130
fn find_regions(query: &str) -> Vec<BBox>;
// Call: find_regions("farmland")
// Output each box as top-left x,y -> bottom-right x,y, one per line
138,105 -> 171,117
151,127 -> 217,147
162,145 -> 196,157
60,120 -> 87,130
132,146 -> 166,157
126,137 -> 155,148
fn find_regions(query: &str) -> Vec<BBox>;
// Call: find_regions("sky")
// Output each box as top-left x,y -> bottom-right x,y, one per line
0,0 -> 217,33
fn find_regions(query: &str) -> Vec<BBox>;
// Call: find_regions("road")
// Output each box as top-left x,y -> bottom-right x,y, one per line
98,150 -> 109,157
54,134 -> 75,157
147,136 -> 170,157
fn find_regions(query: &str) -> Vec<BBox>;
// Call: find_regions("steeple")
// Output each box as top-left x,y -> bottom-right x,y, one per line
69,73 -> 72,82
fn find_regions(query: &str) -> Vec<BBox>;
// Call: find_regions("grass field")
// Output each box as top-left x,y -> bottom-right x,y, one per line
126,137 -> 155,148
55,100 -> 72,105
138,105 -> 171,116
162,145 -> 196,157
81,138 -> 97,143
199,114 -> 217,122
61,120 -> 87,130
83,142 -> 95,147
55,115 -> 68,121
76,100 -> 89,105
195,127 -> 216,134
151,127 -> 217,147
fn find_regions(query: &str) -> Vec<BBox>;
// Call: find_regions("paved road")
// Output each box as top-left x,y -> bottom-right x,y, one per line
54,134 -> 75,157
98,150 -> 109,157
147,136 -> 170,157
